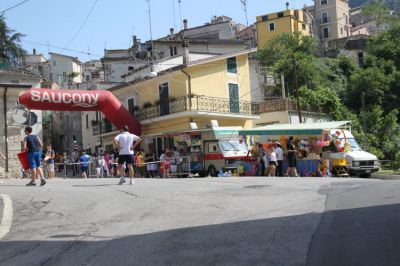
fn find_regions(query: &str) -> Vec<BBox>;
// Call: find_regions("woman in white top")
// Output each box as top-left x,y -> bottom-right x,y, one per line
268,146 -> 278,177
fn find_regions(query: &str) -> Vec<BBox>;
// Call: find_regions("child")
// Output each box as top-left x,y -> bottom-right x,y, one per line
136,151 -> 146,178
95,155 -> 105,178
45,144 -> 55,179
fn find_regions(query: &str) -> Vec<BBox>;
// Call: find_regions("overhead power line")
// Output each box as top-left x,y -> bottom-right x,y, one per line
61,0 -> 99,51
23,39 -> 103,57
0,0 -> 30,14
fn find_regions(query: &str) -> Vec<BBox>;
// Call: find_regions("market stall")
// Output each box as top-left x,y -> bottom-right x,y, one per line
239,121 -> 357,177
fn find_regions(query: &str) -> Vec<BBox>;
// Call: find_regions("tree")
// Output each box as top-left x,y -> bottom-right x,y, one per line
258,33 -> 319,93
0,15 -> 26,66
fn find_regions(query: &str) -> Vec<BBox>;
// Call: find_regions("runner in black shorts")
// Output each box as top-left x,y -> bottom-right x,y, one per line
113,125 -> 141,185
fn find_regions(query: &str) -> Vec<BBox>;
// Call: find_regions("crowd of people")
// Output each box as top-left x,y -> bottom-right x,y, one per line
249,136 -> 299,177
22,125 -> 189,186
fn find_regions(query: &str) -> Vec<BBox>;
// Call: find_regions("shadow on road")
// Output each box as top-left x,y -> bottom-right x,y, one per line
1,203 -> 400,265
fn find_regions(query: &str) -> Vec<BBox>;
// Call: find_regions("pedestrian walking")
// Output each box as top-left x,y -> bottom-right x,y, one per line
24,126 -> 46,186
286,136 -> 299,177
146,151 -> 157,178
275,142 -> 284,177
103,151 -> 110,177
113,125 -> 141,185
45,144 -> 55,179
95,155 -> 105,178
170,147 -> 180,175
268,146 -> 278,177
72,147 -> 79,176
258,144 -> 266,176
79,151 -> 91,178
136,150 -> 146,178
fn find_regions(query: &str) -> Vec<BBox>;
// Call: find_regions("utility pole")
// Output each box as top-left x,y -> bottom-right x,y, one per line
292,54 -> 302,123
146,0 -> 154,48
362,91 -> 368,150
240,0 -> 249,27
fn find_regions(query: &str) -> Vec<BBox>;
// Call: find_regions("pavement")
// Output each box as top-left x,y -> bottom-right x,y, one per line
0,177 -> 399,266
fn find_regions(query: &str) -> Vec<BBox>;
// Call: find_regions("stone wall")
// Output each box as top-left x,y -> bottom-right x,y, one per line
0,94 -> 42,178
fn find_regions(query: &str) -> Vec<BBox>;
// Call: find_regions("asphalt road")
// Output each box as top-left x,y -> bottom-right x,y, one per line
0,177 -> 400,266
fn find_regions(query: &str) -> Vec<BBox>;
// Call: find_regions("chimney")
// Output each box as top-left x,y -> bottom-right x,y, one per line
170,28 -> 175,39
33,48 -> 36,55
286,2 -> 289,10
132,35 -> 137,49
183,19 -> 188,30
182,40 -> 189,65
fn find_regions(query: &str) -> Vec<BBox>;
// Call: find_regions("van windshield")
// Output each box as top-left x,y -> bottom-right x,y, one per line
219,140 -> 248,152
345,138 -> 361,151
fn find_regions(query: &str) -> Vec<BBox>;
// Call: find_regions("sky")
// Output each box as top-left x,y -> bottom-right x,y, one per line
1,0 -> 314,62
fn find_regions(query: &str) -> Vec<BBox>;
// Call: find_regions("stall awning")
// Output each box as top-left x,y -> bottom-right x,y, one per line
239,121 -> 351,136
213,126 -> 243,140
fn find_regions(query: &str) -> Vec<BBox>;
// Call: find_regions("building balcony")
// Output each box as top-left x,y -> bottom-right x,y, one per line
135,95 -> 261,122
92,95 -> 261,136
92,121 -> 118,136
317,17 -> 331,25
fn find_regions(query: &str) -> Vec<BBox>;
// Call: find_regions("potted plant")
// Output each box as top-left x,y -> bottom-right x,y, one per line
154,99 -> 161,106
188,93 -> 197,98
142,102 -> 153,108
90,120 -> 99,127
168,96 -> 177,102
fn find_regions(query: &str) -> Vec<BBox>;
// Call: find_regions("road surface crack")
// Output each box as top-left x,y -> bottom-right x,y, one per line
116,189 -> 138,198
0,243 -> 41,264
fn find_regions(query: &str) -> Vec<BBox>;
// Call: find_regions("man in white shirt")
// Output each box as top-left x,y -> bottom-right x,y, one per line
113,125 -> 141,185
275,142 -> 284,177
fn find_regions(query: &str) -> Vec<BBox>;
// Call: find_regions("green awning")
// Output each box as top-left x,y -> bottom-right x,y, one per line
239,121 -> 351,136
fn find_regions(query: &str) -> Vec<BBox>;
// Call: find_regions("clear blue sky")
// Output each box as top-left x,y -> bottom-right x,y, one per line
1,0 -> 313,61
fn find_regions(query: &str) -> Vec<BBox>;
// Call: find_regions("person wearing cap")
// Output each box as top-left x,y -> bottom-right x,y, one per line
113,125 -> 141,185
275,142 -> 284,177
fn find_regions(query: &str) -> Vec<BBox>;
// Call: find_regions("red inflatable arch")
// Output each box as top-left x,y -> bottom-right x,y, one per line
19,88 -> 141,135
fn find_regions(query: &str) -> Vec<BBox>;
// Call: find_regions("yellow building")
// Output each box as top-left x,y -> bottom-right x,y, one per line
256,9 -> 313,49
90,49 -> 260,154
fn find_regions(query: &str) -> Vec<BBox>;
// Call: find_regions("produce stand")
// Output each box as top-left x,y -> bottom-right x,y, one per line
239,121 -> 353,177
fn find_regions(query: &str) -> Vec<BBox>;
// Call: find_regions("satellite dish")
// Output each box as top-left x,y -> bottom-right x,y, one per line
11,105 -> 30,124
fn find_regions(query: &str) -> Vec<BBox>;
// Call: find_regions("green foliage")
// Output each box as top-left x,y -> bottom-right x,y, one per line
258,25 -> 400,163
360,106 -> 400,159
0,15 -> 26,66
258,33 -> 318,92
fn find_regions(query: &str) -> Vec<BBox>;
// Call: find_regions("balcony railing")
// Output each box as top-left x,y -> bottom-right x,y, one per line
93,122 -> 118,136
93,96 -> 261,136
135,95 -> 261,121
317,17 -> 331,25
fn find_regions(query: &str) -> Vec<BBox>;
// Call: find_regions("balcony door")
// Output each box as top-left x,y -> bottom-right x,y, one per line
159,83 -> 170,116
229,83 -> 239,113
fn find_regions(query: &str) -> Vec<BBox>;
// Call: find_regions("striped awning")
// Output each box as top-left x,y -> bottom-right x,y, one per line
239,121 -> 351,136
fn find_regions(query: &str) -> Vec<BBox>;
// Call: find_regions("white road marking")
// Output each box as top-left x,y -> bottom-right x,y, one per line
0,194 -> 13,240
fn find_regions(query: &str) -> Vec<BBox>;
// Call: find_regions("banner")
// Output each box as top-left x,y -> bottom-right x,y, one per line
19,88 -> 141,135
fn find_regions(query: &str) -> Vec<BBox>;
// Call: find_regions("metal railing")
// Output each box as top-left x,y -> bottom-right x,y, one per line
134,95 -> 261,121
93,122 -> 118,135
93,96 -> 261,135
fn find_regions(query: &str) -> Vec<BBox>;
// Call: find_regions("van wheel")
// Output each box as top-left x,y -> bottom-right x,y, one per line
208,166 -> 217,177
